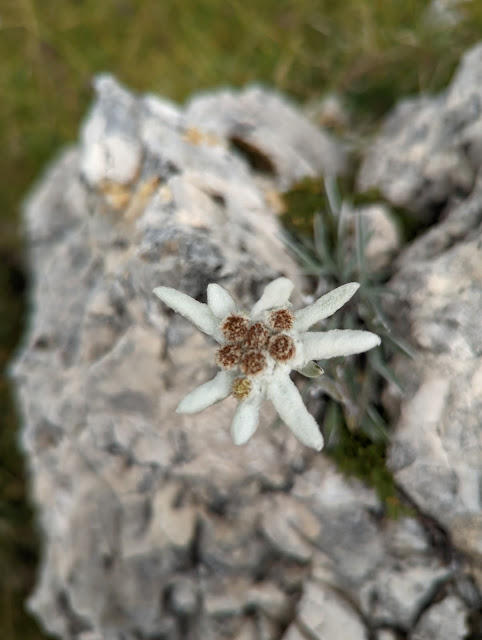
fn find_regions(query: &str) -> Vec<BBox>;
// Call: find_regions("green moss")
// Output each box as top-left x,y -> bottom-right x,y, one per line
281,177 -> 326,235
324,402 -> 411,519
282,178 -> 429,246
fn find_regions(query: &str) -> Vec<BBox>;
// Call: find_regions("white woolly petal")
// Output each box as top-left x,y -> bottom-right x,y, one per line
153,286 -> 219,336
267,376 -> 323,450
207,283 -> 237,319
251,277 -> 294,318
294,282 -> 360,332
176,370 -> 234,414
230,391 -> 264,445
302,329 -> 381,360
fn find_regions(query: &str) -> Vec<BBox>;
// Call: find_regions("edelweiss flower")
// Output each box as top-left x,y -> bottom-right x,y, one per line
153,278 -> 380,450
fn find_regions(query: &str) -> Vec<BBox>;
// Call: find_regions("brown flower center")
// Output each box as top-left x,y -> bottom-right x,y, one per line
245,322 -> 270,349
220,314 -> 249,342
268,333 -> 295,362
239,350 -> 267,376
218,307 -> 297,382
268,308 -> 294,331
216,343 -> 242,369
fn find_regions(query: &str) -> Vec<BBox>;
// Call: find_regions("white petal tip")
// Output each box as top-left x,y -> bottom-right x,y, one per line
175,399 -> 196,414
207,283 -> 237,318
312,435 -> 324,451
153,286 -> 168,299
273,277 -> 294,290
230,395 -> 262,445
370,333 -> 382,347
295,427 -> 324,451
251,277 -> 295,317
353,331 -> 381,353
267,376 -> 325,450
175,371 -> 233,415
152,285 -> 218,335
232,432 -> 252,446
302,329 -> 381,361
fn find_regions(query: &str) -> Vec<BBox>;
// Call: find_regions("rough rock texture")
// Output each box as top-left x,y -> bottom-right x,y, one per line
361,39 -> 482,636
411,595 -> 468,640
359,49 -> 482,594
344,202 -> 401,273
383,169 -> 482,590
358,42 -> 482,221
12,73 -> 480,640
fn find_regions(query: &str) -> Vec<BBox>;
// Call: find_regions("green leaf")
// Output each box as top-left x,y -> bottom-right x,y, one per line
361,405 -> 390,443
323,400 -> 344,447
295,361 -> 324,378
369,349 -> 403,392
313,373 -> 344,403
324,176 -> 341,217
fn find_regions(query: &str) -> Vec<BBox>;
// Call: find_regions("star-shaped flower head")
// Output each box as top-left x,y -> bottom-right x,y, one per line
153,278 -> 380,451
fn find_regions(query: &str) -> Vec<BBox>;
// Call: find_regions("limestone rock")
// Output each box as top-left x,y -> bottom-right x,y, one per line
80,75 -> 143,186
410,596 -> 468,640
288,580 -> 368,640
281,626 -> 306,640
291,462 -> 452,633
346,202 -> 401,272
12,71 -> 479,640
358,42 -> 482,220
384,172 -> 482,586
355,35 -> 482,640
374,631 -> 398,640
11,75 -> 347,640
359,563 -> 451,628
183,86 -> 347,188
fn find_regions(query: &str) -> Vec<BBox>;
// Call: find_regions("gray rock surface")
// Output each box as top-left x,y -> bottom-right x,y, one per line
345,202 -> 401,272
285,580 -> 368,640
355,38 -> 482,632
12,73 -> 480,640
358,42 -> 482,221
411,595 -> 468,640
383,171 -> 482,591
374,631 -> 398,640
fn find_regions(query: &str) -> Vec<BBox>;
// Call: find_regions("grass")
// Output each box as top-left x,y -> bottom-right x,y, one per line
280,176 -> 413,514
3,0 -> 482,637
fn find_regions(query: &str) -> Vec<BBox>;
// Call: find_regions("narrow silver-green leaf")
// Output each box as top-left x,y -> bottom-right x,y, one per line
295,362 -> 324,378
